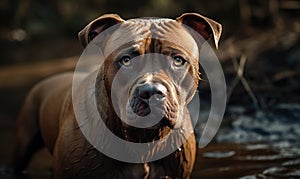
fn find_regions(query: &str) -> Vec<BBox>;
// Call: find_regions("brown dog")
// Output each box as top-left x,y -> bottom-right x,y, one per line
11,13 -> 221,178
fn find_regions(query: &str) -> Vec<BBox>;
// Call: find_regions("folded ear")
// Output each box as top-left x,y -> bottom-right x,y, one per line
176,13 -> 222,49
78,14 -> 125,47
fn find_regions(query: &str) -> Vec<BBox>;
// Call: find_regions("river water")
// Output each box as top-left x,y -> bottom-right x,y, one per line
192,103 -> 300,178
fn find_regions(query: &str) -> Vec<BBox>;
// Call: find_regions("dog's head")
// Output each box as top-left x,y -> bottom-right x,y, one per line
78,13 -> 221,141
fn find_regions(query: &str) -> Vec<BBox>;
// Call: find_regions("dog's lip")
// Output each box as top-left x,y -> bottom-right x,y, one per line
127,99 -> 178,129
131,97 -> 166,116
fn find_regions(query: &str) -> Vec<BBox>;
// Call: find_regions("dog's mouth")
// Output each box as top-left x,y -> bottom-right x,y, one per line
126,82 -> 179,129
130,97 -> 151,117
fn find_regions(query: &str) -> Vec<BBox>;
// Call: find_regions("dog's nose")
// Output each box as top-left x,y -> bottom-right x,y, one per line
137,83 -> 167,101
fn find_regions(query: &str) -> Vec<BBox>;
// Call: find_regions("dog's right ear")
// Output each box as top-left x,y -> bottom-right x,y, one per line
78,14 -> 125,47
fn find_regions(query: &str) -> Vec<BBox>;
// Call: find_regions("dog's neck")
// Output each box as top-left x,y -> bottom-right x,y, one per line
121,125 -> 171,143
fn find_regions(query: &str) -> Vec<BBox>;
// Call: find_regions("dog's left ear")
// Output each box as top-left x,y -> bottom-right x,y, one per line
78,14 -> 125,47
176,13 -> 222,49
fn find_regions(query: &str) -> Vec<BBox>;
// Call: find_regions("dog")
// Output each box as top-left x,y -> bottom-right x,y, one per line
10,13 -> 221,178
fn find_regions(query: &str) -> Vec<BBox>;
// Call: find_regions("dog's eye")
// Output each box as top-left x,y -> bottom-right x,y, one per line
173,56 -> 186,67
119,56 -> 131,66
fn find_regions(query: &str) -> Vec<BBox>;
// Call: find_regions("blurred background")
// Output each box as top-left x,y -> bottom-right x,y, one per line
0,0 -> 300,178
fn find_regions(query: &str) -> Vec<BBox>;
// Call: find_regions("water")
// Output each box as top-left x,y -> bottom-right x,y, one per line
191,103 -> 300,178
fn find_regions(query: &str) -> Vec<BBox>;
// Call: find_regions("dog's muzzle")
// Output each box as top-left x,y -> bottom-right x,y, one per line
126,75 -> 180,129
130,83 -> 167,117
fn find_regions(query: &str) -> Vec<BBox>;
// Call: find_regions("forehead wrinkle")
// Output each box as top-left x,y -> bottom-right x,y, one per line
104,21 -> 151,57
149,19 -> 198,58
159,32 -> 197,57
104,18 -> 198,59
150,19 -> 197,50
